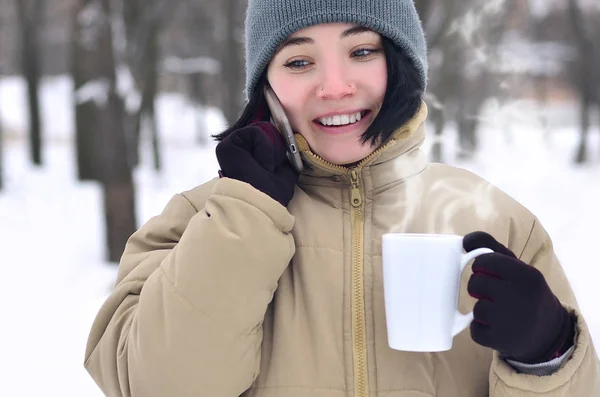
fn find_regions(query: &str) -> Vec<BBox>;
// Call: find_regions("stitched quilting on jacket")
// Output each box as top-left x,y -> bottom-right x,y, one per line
84,103 -> 600,397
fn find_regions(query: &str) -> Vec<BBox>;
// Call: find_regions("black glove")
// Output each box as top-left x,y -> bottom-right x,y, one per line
215,122 -> 299,207
463,231 -> 575,364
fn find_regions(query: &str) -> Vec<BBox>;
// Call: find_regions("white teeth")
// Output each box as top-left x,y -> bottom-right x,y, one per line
318,111 -> 363,126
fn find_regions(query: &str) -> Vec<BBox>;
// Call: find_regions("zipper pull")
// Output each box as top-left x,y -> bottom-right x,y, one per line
349,169 -> 363,208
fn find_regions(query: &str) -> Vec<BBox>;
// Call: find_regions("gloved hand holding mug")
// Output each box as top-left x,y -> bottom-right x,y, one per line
463,231 -> 576,364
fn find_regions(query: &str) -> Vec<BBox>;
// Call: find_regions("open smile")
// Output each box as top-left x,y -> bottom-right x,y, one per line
312,110 -> 373,135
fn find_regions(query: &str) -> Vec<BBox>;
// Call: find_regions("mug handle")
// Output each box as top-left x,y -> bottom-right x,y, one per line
452,247 -> 495,337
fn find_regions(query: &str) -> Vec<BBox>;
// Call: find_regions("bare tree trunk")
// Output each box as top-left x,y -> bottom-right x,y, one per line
132,58 -> 161,170
100,90 -> 137,262
195,111 -> 209,146
191,73 -> 209,145
457,0 -> 511,159
72,4 -> 99,181
73,0 -> 137,263
0,118 -> 3,191
148,95 -> 161,172
122,0 -> 144,168
15,0 -> 43,166
221,0 -> 245,125
430,106 -> 445,163
180,0 -> 216,145
456,67 -> 493,159
530,17 -> 551,137
595,40 -> 600,156
568,0 -> 594,164
429,34 -> 461,163
141,25 -> 161,171
413,0 -> 433,24
99,0 -> 137,263
574,99 -> 591,164
457,105 -> 478,158
122,0 -> 171,170
420,0 -> 467,163
131,101 -> 143,167
0,14 -> 3,190
429,0 -> 462,52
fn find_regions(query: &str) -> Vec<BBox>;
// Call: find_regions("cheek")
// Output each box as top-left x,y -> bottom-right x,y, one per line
370,61 -> 387,100
268,79 -> 311,128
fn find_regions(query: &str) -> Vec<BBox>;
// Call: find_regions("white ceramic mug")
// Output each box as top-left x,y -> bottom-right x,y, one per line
381,233 -> 493,352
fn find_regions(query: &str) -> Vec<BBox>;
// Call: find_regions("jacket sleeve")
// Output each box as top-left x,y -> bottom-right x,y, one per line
505,345 -> 575,376
489,218 -> 600,396
84,178 -> 296,397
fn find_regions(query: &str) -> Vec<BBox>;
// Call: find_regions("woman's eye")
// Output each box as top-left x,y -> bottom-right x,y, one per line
284,59 -> 311,69
352,48 -> 380,58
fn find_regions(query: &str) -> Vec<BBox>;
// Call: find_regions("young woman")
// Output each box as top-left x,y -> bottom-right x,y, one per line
84,1 -> 599,396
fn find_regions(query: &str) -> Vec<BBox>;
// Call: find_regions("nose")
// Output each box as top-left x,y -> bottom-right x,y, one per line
317,59 -> 357,100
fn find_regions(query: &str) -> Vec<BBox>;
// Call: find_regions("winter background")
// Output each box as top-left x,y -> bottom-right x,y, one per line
1,74 -> 598,397
1,1 -> 600,397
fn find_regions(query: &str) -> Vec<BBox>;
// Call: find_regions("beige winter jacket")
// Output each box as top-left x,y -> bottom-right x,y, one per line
85,103 -> 599,397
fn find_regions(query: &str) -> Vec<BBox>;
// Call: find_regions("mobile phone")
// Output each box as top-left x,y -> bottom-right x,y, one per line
263,86 -> 304,173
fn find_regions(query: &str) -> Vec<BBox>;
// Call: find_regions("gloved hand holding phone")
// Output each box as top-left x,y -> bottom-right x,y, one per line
216,121 -> 299,207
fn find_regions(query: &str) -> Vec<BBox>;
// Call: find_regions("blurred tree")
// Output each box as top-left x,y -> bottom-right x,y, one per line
530,11 -> 552,134
220,0 -> 245,126
121,0 -> 175,171
422,0 -> 485,162
418,0 -> 461,163
0,10 -> 3,191
415,0 -> 461,53
0,114 -> 3,191
533,1 -> 600,161
72,0 -> 137,263
428,34 -> 461,163
594,23 -> 600,151
159,0 -> 243,130
15,0 -> 43,166
596,31 -> 600,155
178,0 -> 221,145
71,2 -> 99,181
457,0 -> 516,159
418,0 -> 489,162
423,0 -> 517,162
567,0 -> 595,164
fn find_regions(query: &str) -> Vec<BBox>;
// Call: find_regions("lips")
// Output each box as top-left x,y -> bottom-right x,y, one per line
312,110 -> 373,135
314,110 -> 371,127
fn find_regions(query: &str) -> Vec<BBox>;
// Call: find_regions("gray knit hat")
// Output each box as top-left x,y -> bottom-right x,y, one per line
244,0 -> 428,99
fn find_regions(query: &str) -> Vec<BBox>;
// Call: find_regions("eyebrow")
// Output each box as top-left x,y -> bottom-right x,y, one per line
277,26 -> 376,52
341,26 -> 375,39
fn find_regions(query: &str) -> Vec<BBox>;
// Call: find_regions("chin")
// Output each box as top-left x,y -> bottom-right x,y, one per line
322,153 -> 365,166
302,133 -> 376,166
339,157 -> 364,165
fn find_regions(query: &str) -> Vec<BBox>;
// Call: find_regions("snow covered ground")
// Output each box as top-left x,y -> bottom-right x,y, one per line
0,76 -> 598,396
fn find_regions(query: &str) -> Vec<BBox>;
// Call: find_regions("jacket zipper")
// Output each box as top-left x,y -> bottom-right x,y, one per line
349,168 -> 368,397
299,142 -> 399,397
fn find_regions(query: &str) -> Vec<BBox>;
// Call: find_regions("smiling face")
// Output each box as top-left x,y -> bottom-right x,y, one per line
266,23 -> 388,165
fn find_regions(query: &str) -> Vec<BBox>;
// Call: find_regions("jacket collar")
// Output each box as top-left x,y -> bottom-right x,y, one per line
296,101 -> 429,190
